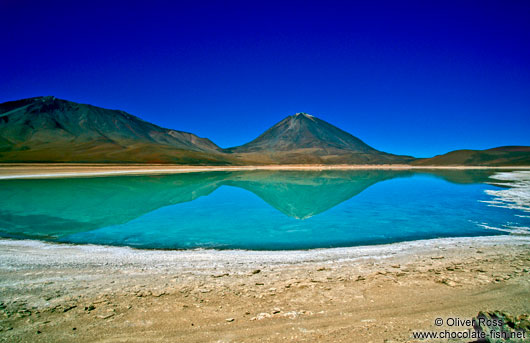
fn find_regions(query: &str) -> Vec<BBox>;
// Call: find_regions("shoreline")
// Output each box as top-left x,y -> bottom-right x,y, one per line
1,234 -> 529,342
1,234 -> 528,265
0,163 -> 529,179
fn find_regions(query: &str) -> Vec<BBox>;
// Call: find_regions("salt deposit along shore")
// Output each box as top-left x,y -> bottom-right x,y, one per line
1,163 -> 529,180
0,235 -> 529,342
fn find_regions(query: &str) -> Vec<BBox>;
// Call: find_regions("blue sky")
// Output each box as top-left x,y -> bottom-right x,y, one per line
1,0 -> 529,157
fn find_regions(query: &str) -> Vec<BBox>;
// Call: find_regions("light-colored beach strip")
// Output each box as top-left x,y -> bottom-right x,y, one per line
0,163 -> 529,179
0,235 -> 529,342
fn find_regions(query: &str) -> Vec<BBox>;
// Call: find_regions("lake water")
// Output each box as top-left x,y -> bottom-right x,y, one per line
0,169 -> 529,250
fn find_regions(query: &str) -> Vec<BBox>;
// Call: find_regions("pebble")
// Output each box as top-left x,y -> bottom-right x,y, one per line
441,279 -> 457,287
63,305 -> 77,312
213,273 -> 229,278
226,318 -> 235,322
251,312 -> 271,321
97,313 -> 115,319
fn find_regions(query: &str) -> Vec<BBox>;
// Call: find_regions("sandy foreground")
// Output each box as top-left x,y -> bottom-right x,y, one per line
0,163 -> 529,179
0,236 -> 529,342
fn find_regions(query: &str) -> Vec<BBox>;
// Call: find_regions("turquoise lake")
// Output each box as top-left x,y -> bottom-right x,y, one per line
0,169 -> 529,250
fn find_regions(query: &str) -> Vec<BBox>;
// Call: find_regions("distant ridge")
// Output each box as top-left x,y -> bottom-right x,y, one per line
413,146 -> 530,166
0,97 -> 529,165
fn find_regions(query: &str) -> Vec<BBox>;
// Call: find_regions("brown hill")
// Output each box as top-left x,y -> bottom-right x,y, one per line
226,113 -> 415,164
0,96 -> 232,164
413,146 -> 530,166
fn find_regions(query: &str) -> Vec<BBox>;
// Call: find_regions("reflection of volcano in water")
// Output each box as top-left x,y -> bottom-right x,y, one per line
224,170 -> 411,219
0,169 -> 498,240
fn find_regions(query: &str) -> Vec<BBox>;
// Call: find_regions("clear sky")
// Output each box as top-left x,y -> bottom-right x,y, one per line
2,0 -> 529,157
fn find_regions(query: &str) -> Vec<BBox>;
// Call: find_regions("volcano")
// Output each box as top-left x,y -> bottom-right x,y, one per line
226,112 -> 414,164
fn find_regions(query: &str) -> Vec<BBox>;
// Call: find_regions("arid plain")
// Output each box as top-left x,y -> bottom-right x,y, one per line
0,235 -> 529,342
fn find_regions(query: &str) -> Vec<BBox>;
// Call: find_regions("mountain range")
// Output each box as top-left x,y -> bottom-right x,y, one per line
0,96 -> 528,165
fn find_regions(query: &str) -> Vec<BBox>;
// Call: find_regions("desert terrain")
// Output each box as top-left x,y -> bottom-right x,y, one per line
0,236 -> 528,342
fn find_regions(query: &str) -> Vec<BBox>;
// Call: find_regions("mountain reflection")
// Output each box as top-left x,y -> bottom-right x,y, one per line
223,170 -> 411,219
0,169 -> 498,239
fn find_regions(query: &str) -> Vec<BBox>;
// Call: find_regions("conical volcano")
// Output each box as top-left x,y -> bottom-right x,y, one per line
227,113 -> 414,164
